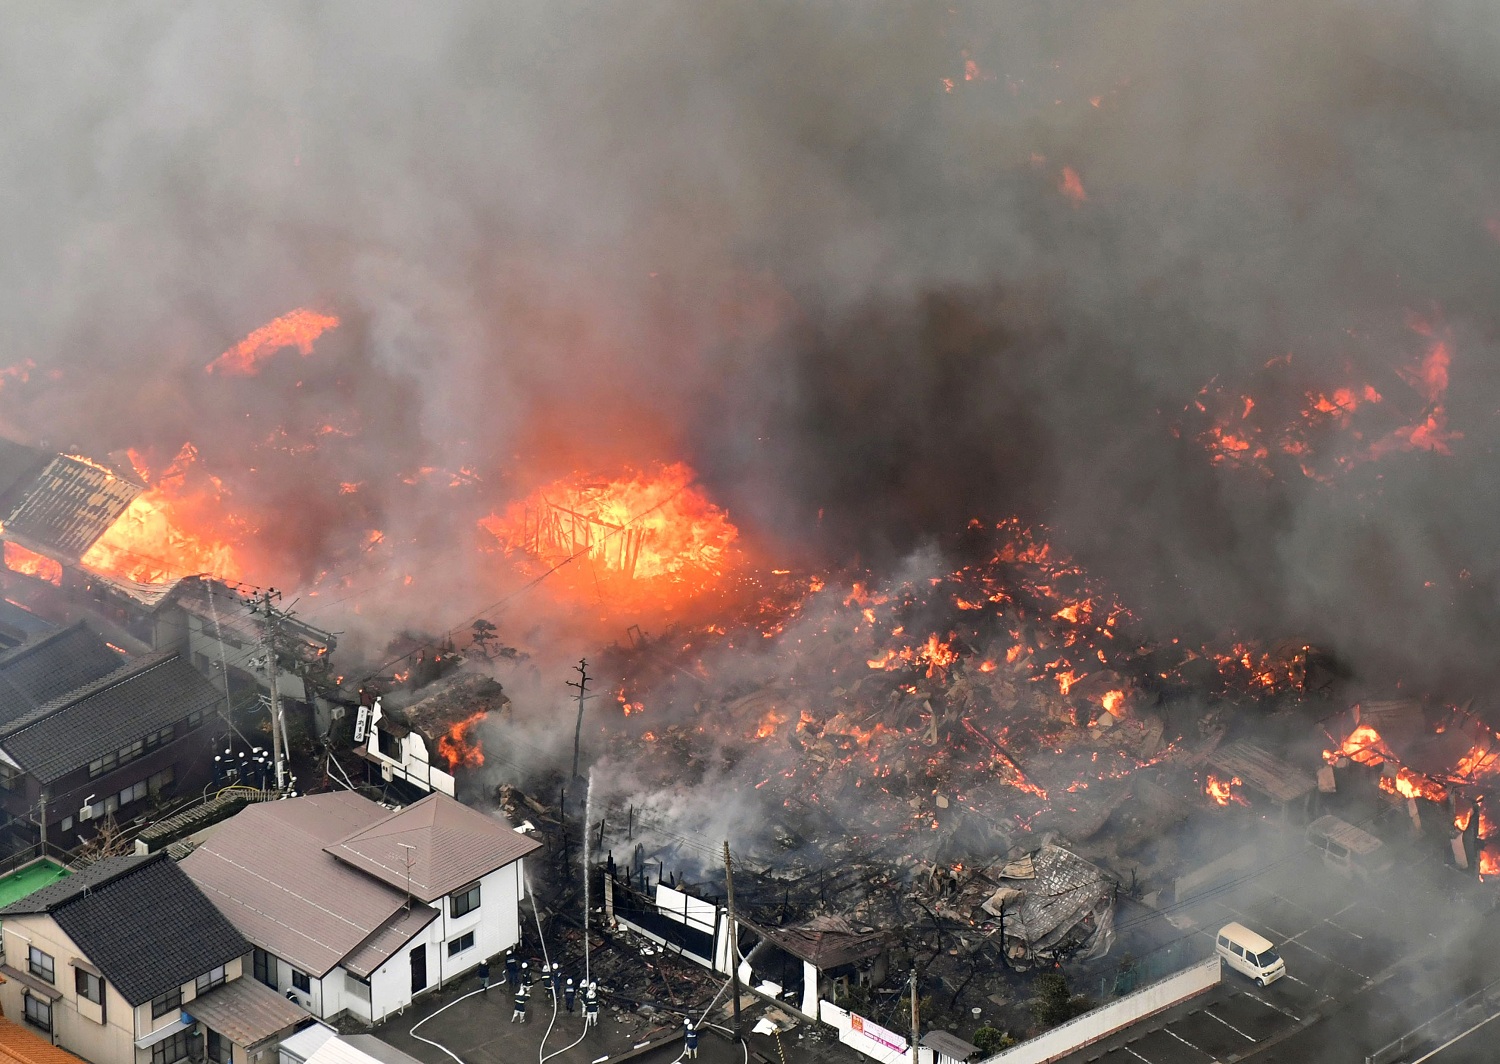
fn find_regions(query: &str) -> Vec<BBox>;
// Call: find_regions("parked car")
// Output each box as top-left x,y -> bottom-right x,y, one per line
1216,922 -> 1286,986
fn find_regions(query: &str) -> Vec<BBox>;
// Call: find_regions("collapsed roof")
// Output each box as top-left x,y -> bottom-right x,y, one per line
0,439 -> 142,561
986,841 -> 1115,969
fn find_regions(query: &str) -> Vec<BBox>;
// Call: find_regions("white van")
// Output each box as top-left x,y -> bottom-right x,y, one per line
1215,922 -> 1286,986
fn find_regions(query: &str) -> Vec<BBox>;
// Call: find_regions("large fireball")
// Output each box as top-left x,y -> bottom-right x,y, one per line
480,462 -> 739,610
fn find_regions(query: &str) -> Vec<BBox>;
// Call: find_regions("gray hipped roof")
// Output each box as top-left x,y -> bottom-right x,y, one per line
324,792 -> 540,903
182,793 -> 414,977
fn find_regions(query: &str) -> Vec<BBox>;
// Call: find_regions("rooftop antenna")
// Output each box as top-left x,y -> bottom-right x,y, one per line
399,842 -> 416,911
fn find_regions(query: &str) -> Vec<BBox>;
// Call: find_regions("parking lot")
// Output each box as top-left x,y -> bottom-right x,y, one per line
1065,840 -> 1454,1063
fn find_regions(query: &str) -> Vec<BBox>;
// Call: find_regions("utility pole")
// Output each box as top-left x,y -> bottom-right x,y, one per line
723,841 -> 743,1046
252,588 -> 286,794
566,659 -> 594,781
909,968 -> 919,1064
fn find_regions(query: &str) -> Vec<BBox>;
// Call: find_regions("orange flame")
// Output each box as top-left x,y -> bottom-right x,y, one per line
753,708 -> 788,740
1324,723 -> 1390,766
1206,773 -> 1247,806
81,446 -> 244,585
481,462 -> 738,610
206,309 -> 340,376
436,711 -> 486,769
1379,768 -> 1448,803
1059,166 -> 1087,203
3,543 -> 61,586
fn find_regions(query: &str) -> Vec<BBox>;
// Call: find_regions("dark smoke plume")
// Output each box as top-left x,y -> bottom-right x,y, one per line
1,1 -> 1499,684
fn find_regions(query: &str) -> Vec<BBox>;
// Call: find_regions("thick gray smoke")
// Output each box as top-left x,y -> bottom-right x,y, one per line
2,1 -> 1499,684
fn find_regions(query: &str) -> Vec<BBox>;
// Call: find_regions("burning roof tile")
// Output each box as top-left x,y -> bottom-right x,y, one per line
377,672 -> 506,742
0,445 -> 143,561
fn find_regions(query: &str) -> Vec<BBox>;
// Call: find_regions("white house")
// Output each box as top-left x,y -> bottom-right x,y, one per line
357,675 -> 506,798
182,791 -> 539,1024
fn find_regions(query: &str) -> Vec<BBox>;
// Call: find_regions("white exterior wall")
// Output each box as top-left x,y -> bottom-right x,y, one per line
344,859 -> 526,1024
254,951 -> 328,1017
361,701 -> 457,797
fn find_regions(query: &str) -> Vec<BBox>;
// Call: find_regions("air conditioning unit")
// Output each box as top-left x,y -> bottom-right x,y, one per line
78,805 -> 93,822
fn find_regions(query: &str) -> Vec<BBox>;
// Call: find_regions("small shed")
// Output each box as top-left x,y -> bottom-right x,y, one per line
1208,740 -> 1317,819
755,914 -> 894,1018
922,1031 -> 980,1064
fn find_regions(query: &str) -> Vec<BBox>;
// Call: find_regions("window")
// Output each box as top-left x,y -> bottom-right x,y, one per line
253,949 -> 277,989
76,968 -> 103,1003
446,932 -> 475,957
449,882 -> 481,918
377,727 -> 401,760
28,946 -> 54,983
119,780 -> 148,807
145,725 -> 174,750
185,708 -> 205,728
151,1030 -> 191,1064
207,1030 -> 230,1064
22,994 -> 50,1033
151,986 -> 182,1018
291,969 -> 311,994
196,965 -> 226,994
60,816 -> 73,833
89,751 -> 118,777
149,766 -> 175,794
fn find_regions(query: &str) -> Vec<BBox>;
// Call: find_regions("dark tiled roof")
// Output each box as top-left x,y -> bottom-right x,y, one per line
0,624 -> 124,730
2,853 -> 248,1005
0,854 -> 151,915
0,652 -> 221,783
325,792 -> 540,903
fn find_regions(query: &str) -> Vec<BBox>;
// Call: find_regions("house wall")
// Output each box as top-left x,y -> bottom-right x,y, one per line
131,956 -> 247,1064
361,704 -> 457,797
0,720 -> 221,849
0,913 -> 137,1064
312,860 -> 525,1024
251,949 -> 331,1020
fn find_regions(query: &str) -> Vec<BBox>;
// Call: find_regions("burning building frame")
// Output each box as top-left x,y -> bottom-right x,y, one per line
359,671 -> 507,800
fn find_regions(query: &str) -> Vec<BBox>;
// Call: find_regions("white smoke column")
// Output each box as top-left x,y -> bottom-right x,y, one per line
583,766 -> 593,985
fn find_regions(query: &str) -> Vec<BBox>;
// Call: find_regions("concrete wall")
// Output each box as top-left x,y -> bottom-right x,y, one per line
978,957 -> 1222,1064
818,1001 -> 934,1064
